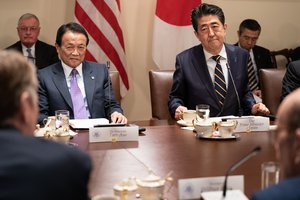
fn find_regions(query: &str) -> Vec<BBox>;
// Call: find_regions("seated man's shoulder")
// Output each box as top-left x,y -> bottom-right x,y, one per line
251,177 -> 300,200
36,40 -> 56,50
5,41 -> 21,50
253,45 -> 270,53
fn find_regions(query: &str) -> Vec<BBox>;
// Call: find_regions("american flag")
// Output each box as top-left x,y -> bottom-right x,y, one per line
74,0 -> 129,97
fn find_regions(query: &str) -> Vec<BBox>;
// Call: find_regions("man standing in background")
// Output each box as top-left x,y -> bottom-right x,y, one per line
236,19 -> 274,98
6,13 -> 59,69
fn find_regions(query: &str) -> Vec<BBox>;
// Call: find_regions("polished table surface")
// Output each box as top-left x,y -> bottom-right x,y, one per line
71,120 -> 276,199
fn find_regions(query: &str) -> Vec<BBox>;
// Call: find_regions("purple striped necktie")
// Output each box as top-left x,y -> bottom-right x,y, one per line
70,69 -> 88,119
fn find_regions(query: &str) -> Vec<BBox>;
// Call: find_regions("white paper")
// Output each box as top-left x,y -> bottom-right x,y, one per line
69,118 -> 109,129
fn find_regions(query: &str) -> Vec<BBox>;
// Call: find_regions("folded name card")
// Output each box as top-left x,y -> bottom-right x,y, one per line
178,175 -> 244,200
89,125 -> 139,143
230,116 -> 270,133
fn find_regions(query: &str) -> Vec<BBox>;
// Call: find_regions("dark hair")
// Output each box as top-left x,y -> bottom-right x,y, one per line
239,19 -> 261,34
191,3 -> 225,32
55,22 -> 89,46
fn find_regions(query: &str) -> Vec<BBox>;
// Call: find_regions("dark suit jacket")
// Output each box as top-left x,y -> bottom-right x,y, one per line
0,125 -> 91,200
38,61 -> 123,123
6,40 -> 59,69
251,176 -> 300,200
168,44 -> 255,118
281,60 -> 300,101
234,43 -> 274,89
234,43 -> 273,69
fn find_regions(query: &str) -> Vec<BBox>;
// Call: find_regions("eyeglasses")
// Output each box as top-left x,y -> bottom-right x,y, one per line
18,27 -> 39,32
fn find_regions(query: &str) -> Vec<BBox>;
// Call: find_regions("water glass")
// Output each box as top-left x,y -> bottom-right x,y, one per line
55,110 -> 70,133
196,104 -> 210,121
261,161 -> 280,189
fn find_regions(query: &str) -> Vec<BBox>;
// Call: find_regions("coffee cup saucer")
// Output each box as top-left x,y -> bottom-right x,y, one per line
177,119 -> 193,127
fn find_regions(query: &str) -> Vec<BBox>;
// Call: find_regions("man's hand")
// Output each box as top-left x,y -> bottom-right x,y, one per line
251,103 -> 270,115
175,106 -> 188,120
111,112 -> 127,124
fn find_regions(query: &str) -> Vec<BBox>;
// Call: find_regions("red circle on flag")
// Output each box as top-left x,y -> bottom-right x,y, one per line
155,0 -> 201,26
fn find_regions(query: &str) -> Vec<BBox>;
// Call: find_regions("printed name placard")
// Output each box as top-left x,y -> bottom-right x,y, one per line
178,175 -> 244,200
232,116 -> 270,132
89,125 -> 139,143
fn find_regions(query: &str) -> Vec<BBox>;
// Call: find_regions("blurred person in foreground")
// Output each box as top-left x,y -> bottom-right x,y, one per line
236,19 -> 274,98
38,22 -> 127,124
6,13 -> 59,69
251,88 -> 300,199
168,3 -> 269,120
0,50 -> 91,200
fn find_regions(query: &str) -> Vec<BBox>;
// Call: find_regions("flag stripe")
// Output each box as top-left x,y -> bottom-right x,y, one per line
91,0 -> 125,49
75,0 -> 129,92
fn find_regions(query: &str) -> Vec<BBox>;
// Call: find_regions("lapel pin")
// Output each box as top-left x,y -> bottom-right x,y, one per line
91,76 -> 95,80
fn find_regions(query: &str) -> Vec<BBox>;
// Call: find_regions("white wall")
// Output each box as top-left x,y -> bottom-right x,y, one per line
1,0 -> 300,120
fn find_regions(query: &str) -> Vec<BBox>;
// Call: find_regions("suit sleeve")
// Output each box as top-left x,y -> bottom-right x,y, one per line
37,70 -> 49,123
168,55 -> 186,118
281,61 -> 300,101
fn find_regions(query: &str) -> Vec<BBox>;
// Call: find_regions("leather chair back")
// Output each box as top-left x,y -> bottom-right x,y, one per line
259,68 -> 286,115
149,70 -> 174,120
109,71 -> 121,103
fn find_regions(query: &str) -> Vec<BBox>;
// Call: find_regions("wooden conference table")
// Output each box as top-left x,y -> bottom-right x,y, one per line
71,120 -> 276,199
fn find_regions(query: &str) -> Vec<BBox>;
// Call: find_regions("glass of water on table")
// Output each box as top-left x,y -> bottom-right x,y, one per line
196,104 -> 210,121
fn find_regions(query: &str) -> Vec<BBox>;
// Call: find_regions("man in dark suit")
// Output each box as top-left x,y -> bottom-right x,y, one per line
38,22 -> 127,124
6,13 -> 59,69
281,60 -> 300,101
236,19 -> 274,97
168,3 -> 270,120
251,88 -> 300,200
0,50 -> 91,200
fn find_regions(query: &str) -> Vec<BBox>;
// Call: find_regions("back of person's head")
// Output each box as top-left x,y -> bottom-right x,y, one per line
276,88 -> 300,178
55,22 -> 89,46
18,13 -> 39,26
0,50 -> 37,124
191,3 -> 225,32
239,19 -> 261,34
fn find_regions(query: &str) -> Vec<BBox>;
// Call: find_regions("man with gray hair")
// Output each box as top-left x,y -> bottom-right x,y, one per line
6,13 -> 59,69
0,50 -> 91,200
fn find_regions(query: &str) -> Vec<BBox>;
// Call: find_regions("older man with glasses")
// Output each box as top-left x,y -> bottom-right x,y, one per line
6,13 -> 59,69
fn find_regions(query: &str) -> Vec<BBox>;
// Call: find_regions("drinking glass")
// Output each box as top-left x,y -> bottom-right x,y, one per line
261,161 -> 280,189
196,104 -> 210,121
55,110 -> 70,133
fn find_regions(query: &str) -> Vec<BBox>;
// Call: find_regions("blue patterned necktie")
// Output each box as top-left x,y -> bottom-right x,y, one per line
70,69 -> 88,119
26,48 -> 35,64
212,55 -> 227,106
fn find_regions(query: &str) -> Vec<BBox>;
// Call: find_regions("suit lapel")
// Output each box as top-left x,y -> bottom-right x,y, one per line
225,44 -> 238,104
82,61 -> 95,111
191,45 -> 220,106
52,63 -> 73,109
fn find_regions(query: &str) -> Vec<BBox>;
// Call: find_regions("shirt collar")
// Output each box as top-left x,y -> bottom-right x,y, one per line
203,44 -> 227,61
21,43 -> 36,57
61,61 -> 83,79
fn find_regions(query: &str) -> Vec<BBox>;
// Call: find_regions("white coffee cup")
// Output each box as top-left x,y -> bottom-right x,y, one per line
182,110 -> 196,124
